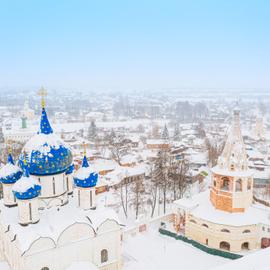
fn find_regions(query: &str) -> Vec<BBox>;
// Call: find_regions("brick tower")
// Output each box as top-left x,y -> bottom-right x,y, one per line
210,108 -> 253,213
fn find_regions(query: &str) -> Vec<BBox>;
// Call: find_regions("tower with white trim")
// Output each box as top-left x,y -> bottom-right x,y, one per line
13,155 -> 41,225
19,88 -> 73,208
0,149 -> 22,207
210,108 -> 254,212
74,146 -> 98,210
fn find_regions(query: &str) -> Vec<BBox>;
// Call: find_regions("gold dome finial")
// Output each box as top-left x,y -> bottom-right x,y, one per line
23,151 -> 27,166
7,145 -> 12,154
38,87 -> 47,108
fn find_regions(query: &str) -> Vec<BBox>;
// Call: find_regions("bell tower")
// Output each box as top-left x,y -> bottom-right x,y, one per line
210,108 -> 253,213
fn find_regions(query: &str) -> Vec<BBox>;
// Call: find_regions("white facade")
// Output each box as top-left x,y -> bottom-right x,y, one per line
34,173 -> 69,208
2,184 -> 17,207
76,187 -> 96,210
17,197 -> 39,225
65,174 -> 74,194
0,201 -> 121,270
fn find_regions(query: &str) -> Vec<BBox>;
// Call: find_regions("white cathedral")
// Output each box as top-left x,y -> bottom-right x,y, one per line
0,89 -> 122,270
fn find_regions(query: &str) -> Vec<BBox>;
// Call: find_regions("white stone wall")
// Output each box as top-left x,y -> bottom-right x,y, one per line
2,184 -> 17,207
33,173 -> 67,200
76,187 -> 96,210
185,213 -> 260,252
17,198 -> 39,225
0,220 -> 121,270
65,174 -> 73,194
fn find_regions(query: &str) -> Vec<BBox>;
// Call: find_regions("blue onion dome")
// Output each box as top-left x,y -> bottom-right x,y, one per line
19,106 -> 73,176
0,153 -> 22,184
66,164 -> 74,175
74,155 -> 98,188
13,160 -> 41,200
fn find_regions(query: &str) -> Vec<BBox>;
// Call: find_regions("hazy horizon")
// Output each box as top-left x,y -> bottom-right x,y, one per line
0,0 -> 269,90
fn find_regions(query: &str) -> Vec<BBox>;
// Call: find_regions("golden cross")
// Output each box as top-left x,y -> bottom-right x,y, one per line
7,145 -> 12,154
38,87 -> 47,108
83,141 -> 86,156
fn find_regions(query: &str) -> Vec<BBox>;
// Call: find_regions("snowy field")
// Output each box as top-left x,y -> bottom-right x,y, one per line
122,230 -> 229,270
0,262 -> 10,270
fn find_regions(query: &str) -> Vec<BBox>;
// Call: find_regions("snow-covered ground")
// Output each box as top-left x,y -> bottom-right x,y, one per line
122,229 -> 229,270
0,262 -> 11,270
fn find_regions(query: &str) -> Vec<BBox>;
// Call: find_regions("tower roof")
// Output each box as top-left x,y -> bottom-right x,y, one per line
19,88 -> 72,176
74,152 -> 98,188
214,109 -> 250,175
0,153 -> 22,184
13,158 -> 41,200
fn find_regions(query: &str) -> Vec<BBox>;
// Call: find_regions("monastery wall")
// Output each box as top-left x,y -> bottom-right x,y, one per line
185,214 -> 260,252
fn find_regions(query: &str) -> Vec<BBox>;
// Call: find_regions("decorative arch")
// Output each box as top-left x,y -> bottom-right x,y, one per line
57,222 -> 95,246
221,229 -> 230,233
23,237 -> 56,256
101,249 -> 108,263
189,219 -> 197,224
96,218 -> 121,233
235,179 -> 242,192
221,177 -> 230,191
220,241 -> 230,251
202,224 -> 209,228
242,229 -> 251,233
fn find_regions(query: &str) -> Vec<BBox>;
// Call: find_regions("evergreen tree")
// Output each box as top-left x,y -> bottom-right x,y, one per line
88,120 -> 97,140
173,123 -> 180,140
162,124 -> 169,140
0,126 -> 4,144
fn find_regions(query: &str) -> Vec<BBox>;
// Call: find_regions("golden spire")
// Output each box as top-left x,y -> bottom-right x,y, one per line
83,141 -> 86,156
38,87 -> 47,108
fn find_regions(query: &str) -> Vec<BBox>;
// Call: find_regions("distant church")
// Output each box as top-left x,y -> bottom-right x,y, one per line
174,108 -> 270,252
0,88 -> 122,270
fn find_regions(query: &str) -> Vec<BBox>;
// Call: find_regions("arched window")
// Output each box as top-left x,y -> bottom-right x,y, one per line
247,179 -> 252,190
220,241 -> 230,251
190,219 -> 197,224
221,229 -> 230,233
242,229 -> 251,233
101,249 -> 108,263
29,203 -> 32,221
235,179 -> 242,192
221,177 -> 230,191
52,177 -> 56,195
230,164 -> 235,171
241,242 -> 249,250
41,267 -> 49,270
202,224 -> 209,228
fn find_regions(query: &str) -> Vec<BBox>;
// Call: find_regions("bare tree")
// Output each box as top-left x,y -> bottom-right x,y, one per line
154,149 -> 170,214
119,178 -> 130,218
146,164 -> 159,217
205,137 -> 225,167
131,180 -> 143,219
109,133 -> 129,165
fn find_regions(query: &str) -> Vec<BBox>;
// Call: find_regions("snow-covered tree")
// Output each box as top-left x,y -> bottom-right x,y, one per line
173,122 -> 180,140
87,120 -> 97,140
162,124 -> 169,140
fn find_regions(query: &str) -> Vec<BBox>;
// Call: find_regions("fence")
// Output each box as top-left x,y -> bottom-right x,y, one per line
159,228 -> 243,260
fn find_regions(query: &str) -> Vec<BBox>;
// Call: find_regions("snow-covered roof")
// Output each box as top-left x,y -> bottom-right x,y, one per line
174,190 -> 270,227
0,199 -> 120,254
